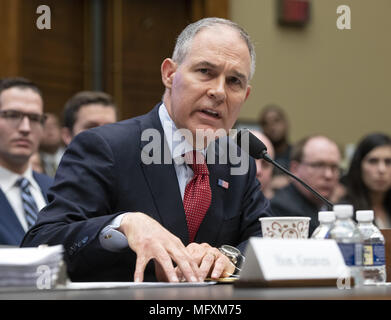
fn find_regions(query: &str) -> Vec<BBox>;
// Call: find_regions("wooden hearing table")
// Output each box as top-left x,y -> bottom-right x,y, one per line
1,282 -> 391,300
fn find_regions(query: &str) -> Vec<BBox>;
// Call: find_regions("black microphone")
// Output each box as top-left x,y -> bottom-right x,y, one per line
235,129 -> 333,209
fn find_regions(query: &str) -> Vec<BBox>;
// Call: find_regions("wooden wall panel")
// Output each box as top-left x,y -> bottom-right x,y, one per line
0,0 -> 228,120
106,0 -> 192,120
0,0 -> 21,76
192,0 -> 230,21
105,0 -> 228,120
18,0 -> 87,114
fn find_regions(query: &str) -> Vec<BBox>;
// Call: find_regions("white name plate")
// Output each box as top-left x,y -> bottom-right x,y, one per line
240,238 -> 349,281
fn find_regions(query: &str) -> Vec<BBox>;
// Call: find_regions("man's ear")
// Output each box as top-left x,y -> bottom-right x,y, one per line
61,127 -> 73,146
244,85 -> 251,101
161,58 -> 177,89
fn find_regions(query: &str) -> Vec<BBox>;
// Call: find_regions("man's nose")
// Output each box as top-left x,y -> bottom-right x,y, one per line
207,77 -> 226,103
18,115 -> 32,133
323,166 -> 336,179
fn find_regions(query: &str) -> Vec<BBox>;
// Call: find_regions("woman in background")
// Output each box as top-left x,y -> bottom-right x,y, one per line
344,133 -> 391,228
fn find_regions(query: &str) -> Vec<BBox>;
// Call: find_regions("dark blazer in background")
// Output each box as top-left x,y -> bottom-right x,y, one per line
0,172 -> 53,245
21,103 -> 272,281
270,183 -> 320,235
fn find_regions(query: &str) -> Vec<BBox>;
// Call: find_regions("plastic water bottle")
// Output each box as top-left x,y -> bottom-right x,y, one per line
356,210 -> 386,284
311,211 -> 336,239
329,205 -> 363,286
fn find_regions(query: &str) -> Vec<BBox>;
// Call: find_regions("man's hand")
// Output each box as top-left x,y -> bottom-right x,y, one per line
176,243 -> 236,281
118,212 -> 201,283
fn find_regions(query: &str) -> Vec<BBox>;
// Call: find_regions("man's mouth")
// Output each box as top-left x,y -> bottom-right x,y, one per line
200,108 -> 221,119
12,139 -> 32,146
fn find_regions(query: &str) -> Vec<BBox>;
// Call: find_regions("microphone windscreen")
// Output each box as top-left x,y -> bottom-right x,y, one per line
236,129 -> 267,159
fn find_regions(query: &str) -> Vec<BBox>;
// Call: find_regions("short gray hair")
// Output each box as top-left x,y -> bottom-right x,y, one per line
172,17 -> 256,80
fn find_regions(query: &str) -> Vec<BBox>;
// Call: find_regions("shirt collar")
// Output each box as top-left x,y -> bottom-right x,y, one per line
158,103 -> 206,162
0,165 -> 39,192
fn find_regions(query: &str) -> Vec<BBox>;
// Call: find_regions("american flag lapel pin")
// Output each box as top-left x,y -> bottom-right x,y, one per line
217,179 -> 229,189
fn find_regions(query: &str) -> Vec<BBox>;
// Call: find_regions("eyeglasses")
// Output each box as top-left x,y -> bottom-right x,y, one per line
301,161 -> 340,174
0,110 -> 47,127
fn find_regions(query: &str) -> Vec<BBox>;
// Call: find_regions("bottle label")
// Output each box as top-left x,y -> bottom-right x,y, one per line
363,244 -> 385,266
338,243 -> 363,266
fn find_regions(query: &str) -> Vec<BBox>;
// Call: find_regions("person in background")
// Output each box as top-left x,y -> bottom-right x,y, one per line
251,130 -> 275,199
39,113 -> 65,177
342,133 -> 391,228
22,17 -> 272,283
0,77 -> 53,245
258,104 -> 292,191
270,135 -> 341,235
61,91 -> 117,146
29,152 -> 44,174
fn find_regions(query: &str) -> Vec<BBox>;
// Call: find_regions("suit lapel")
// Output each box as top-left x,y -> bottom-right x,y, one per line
33,171 -> 51,203
138,104 -> 189,244
0,188 -> 25,245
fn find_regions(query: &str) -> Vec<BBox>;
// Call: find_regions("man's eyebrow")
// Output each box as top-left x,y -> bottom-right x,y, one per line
194,61 -> 217,69
194,61 -> 248,82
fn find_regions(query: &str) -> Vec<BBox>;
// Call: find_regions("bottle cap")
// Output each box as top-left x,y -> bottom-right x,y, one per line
333,204 -> 354,218
356,210 -> 374,222
318,211 -> 335,223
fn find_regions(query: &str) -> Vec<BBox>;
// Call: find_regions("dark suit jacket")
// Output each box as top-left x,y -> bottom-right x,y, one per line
0,171 -> 53,245
21,103 -> 272,282
270,183 -> 320,235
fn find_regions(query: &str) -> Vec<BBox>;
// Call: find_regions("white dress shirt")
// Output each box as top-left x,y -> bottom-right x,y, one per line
0,165 -> 47,232
40,147 -> 65,177
99,103 -> 206,251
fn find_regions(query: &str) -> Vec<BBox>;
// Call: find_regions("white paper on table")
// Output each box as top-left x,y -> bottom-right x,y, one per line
0,245 -> 63,265
61,281 -> 217,290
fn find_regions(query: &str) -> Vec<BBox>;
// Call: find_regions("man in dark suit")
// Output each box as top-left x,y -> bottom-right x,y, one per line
0,77 -> 53,245
270,135 -> 341,235
22,18 -> 272,282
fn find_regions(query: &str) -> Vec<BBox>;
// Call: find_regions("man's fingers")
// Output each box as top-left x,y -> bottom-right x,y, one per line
186,242 -> 212,266
123,212 -> 196,282
200,243 -> 211,249
181,243 -> 236,281
170,248 -> 201,282
142,250 -> 181,283
210,255 -> 228,279
154,251 -> 180,282
134,256 -> 148,282
162,238 -> 203,282
148,238 -> 201,282
221,261 -> 236,278
175,259 -> 200,282
175,267 -> 185,282
199,252 -> 216,280
201,248 -> 233,279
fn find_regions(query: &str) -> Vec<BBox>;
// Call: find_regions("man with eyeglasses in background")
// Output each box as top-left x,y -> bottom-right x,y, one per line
0,77 -> 53,245
270,135 -> 342,235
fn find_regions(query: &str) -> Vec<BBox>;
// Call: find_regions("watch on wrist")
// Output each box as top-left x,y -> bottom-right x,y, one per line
218,245 -> 245,274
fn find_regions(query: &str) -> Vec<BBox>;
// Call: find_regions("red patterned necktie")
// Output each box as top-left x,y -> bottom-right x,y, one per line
183,151 -> 212,243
